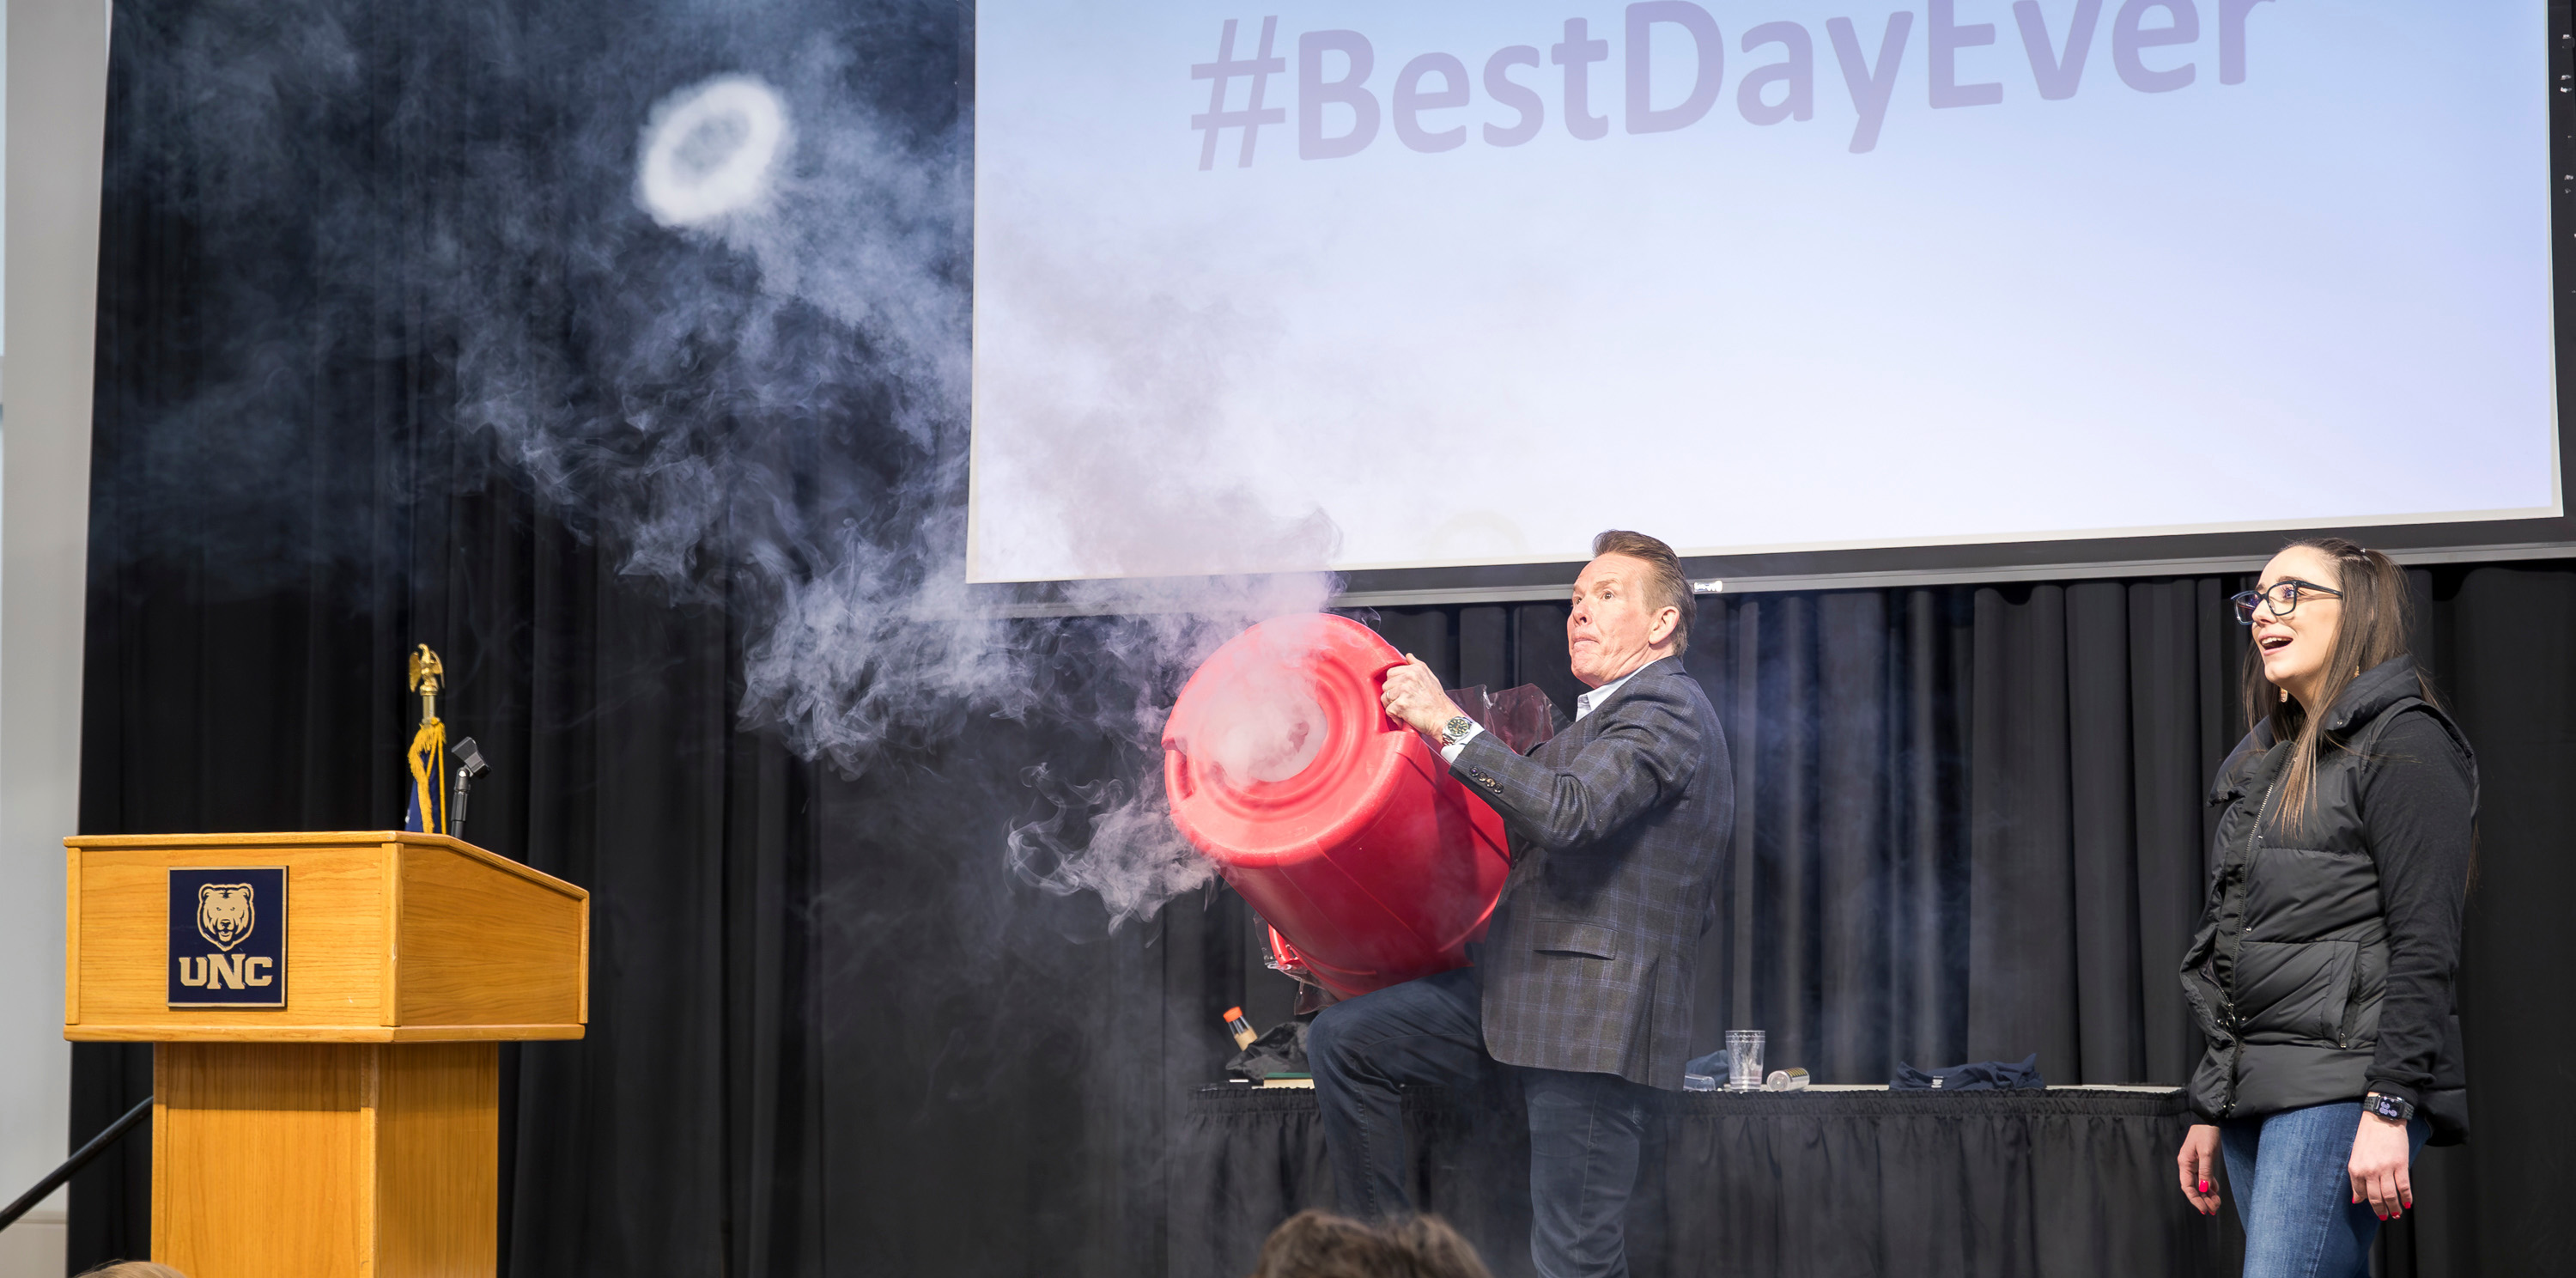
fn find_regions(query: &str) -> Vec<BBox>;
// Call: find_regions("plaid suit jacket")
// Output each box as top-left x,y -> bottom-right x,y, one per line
1450,654 -> 1731,1089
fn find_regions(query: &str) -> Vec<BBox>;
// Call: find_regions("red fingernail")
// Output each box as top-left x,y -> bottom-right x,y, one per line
2199,1180 -> 2210,1194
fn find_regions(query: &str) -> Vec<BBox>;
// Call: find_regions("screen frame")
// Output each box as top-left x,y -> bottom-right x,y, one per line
957,3 -> 2576,613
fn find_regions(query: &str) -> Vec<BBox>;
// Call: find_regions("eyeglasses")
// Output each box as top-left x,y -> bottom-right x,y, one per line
2231,579 -> 2343,626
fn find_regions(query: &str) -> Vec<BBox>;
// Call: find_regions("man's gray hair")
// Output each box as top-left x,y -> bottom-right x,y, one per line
1590,530 -> 1692,651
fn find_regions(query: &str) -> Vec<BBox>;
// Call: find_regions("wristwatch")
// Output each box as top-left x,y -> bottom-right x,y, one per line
2363,1092 -> 2415,1124
1439,715 -> 1478,747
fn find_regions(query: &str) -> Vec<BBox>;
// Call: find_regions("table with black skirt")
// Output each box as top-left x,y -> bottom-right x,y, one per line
1174,1081 -> 2221,1278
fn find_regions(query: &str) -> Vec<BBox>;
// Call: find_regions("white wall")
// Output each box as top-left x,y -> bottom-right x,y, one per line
1,0 -> 109,1272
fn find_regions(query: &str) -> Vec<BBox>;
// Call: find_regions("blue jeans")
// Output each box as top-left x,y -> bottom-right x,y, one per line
1308,965 -> 1657,1278
2221,1100 -> 2431,1278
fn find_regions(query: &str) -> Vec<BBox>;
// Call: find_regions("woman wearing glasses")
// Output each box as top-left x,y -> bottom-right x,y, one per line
2172,538 -> 2475,1277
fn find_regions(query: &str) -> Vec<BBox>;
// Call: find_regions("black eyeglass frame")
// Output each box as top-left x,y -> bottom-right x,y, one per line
2230,578 -> 2344,626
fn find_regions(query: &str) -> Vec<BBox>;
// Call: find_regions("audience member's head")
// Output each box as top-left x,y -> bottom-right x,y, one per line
1376,1214 -> 1492,1278
78,1263 -> 191,1278
1250,1209 -> 1493,1278
1253,1210 -> 1385,1278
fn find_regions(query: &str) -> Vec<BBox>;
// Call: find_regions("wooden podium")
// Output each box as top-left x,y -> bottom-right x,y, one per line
63,831 -> 588,1278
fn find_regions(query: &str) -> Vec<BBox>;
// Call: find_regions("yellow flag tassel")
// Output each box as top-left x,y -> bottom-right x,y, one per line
407,716 -> 447,836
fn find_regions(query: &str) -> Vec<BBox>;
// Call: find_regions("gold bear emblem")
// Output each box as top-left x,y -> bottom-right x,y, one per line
197,884 -> 256,952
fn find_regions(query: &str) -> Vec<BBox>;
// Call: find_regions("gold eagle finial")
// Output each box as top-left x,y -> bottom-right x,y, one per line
408,644 -> 445,724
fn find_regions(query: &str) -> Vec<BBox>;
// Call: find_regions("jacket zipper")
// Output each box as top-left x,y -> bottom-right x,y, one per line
2221,771 -> 2282,1117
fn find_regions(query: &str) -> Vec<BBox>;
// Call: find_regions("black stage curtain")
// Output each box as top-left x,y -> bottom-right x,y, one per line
1364,581 -> 2239,1091
67,2 -> 2573,1275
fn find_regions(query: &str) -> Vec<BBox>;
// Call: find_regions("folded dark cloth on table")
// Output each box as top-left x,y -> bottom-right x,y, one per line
1890,1054 -> 2045,1091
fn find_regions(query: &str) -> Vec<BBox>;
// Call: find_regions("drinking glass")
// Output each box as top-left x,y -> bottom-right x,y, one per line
1725,1030 -> 1765,1092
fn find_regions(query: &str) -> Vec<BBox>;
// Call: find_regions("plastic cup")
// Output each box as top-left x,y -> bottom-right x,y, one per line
1725,1030 -> 1765,1092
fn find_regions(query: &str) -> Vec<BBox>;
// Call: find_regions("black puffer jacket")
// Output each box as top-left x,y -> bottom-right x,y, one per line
2178,656 -> 2476,1143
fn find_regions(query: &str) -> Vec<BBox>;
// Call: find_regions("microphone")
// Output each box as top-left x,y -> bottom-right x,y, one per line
450,737 -> 490,843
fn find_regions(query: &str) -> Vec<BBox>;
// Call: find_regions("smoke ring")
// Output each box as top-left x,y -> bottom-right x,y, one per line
637,75 -> 791,228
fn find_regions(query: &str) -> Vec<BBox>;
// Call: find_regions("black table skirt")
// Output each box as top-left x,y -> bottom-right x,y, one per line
1175,1084 -> 2224,1278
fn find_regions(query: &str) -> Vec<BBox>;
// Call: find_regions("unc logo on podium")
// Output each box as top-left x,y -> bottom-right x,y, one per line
167,867 -> 287,1007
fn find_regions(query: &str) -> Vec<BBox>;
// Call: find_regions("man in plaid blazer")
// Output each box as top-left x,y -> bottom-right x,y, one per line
1309,530 -> 1733,1278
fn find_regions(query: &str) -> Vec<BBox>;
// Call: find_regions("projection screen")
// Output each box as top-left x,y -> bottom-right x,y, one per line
968,2 -> 2563,587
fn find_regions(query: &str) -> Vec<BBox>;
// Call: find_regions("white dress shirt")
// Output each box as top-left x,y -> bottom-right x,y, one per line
1440,665 -> 1643,763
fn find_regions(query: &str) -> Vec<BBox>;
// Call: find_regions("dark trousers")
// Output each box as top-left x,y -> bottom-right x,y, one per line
1307,965 -> 1657,1278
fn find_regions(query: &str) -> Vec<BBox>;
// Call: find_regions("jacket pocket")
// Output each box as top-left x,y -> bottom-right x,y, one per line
2335,940 -> 2387,1048
1528,918 -> 1619,959
2236,939 -> 2356,1044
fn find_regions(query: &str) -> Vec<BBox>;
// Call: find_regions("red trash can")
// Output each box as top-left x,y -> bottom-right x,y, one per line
1163,614 -> 1511,999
